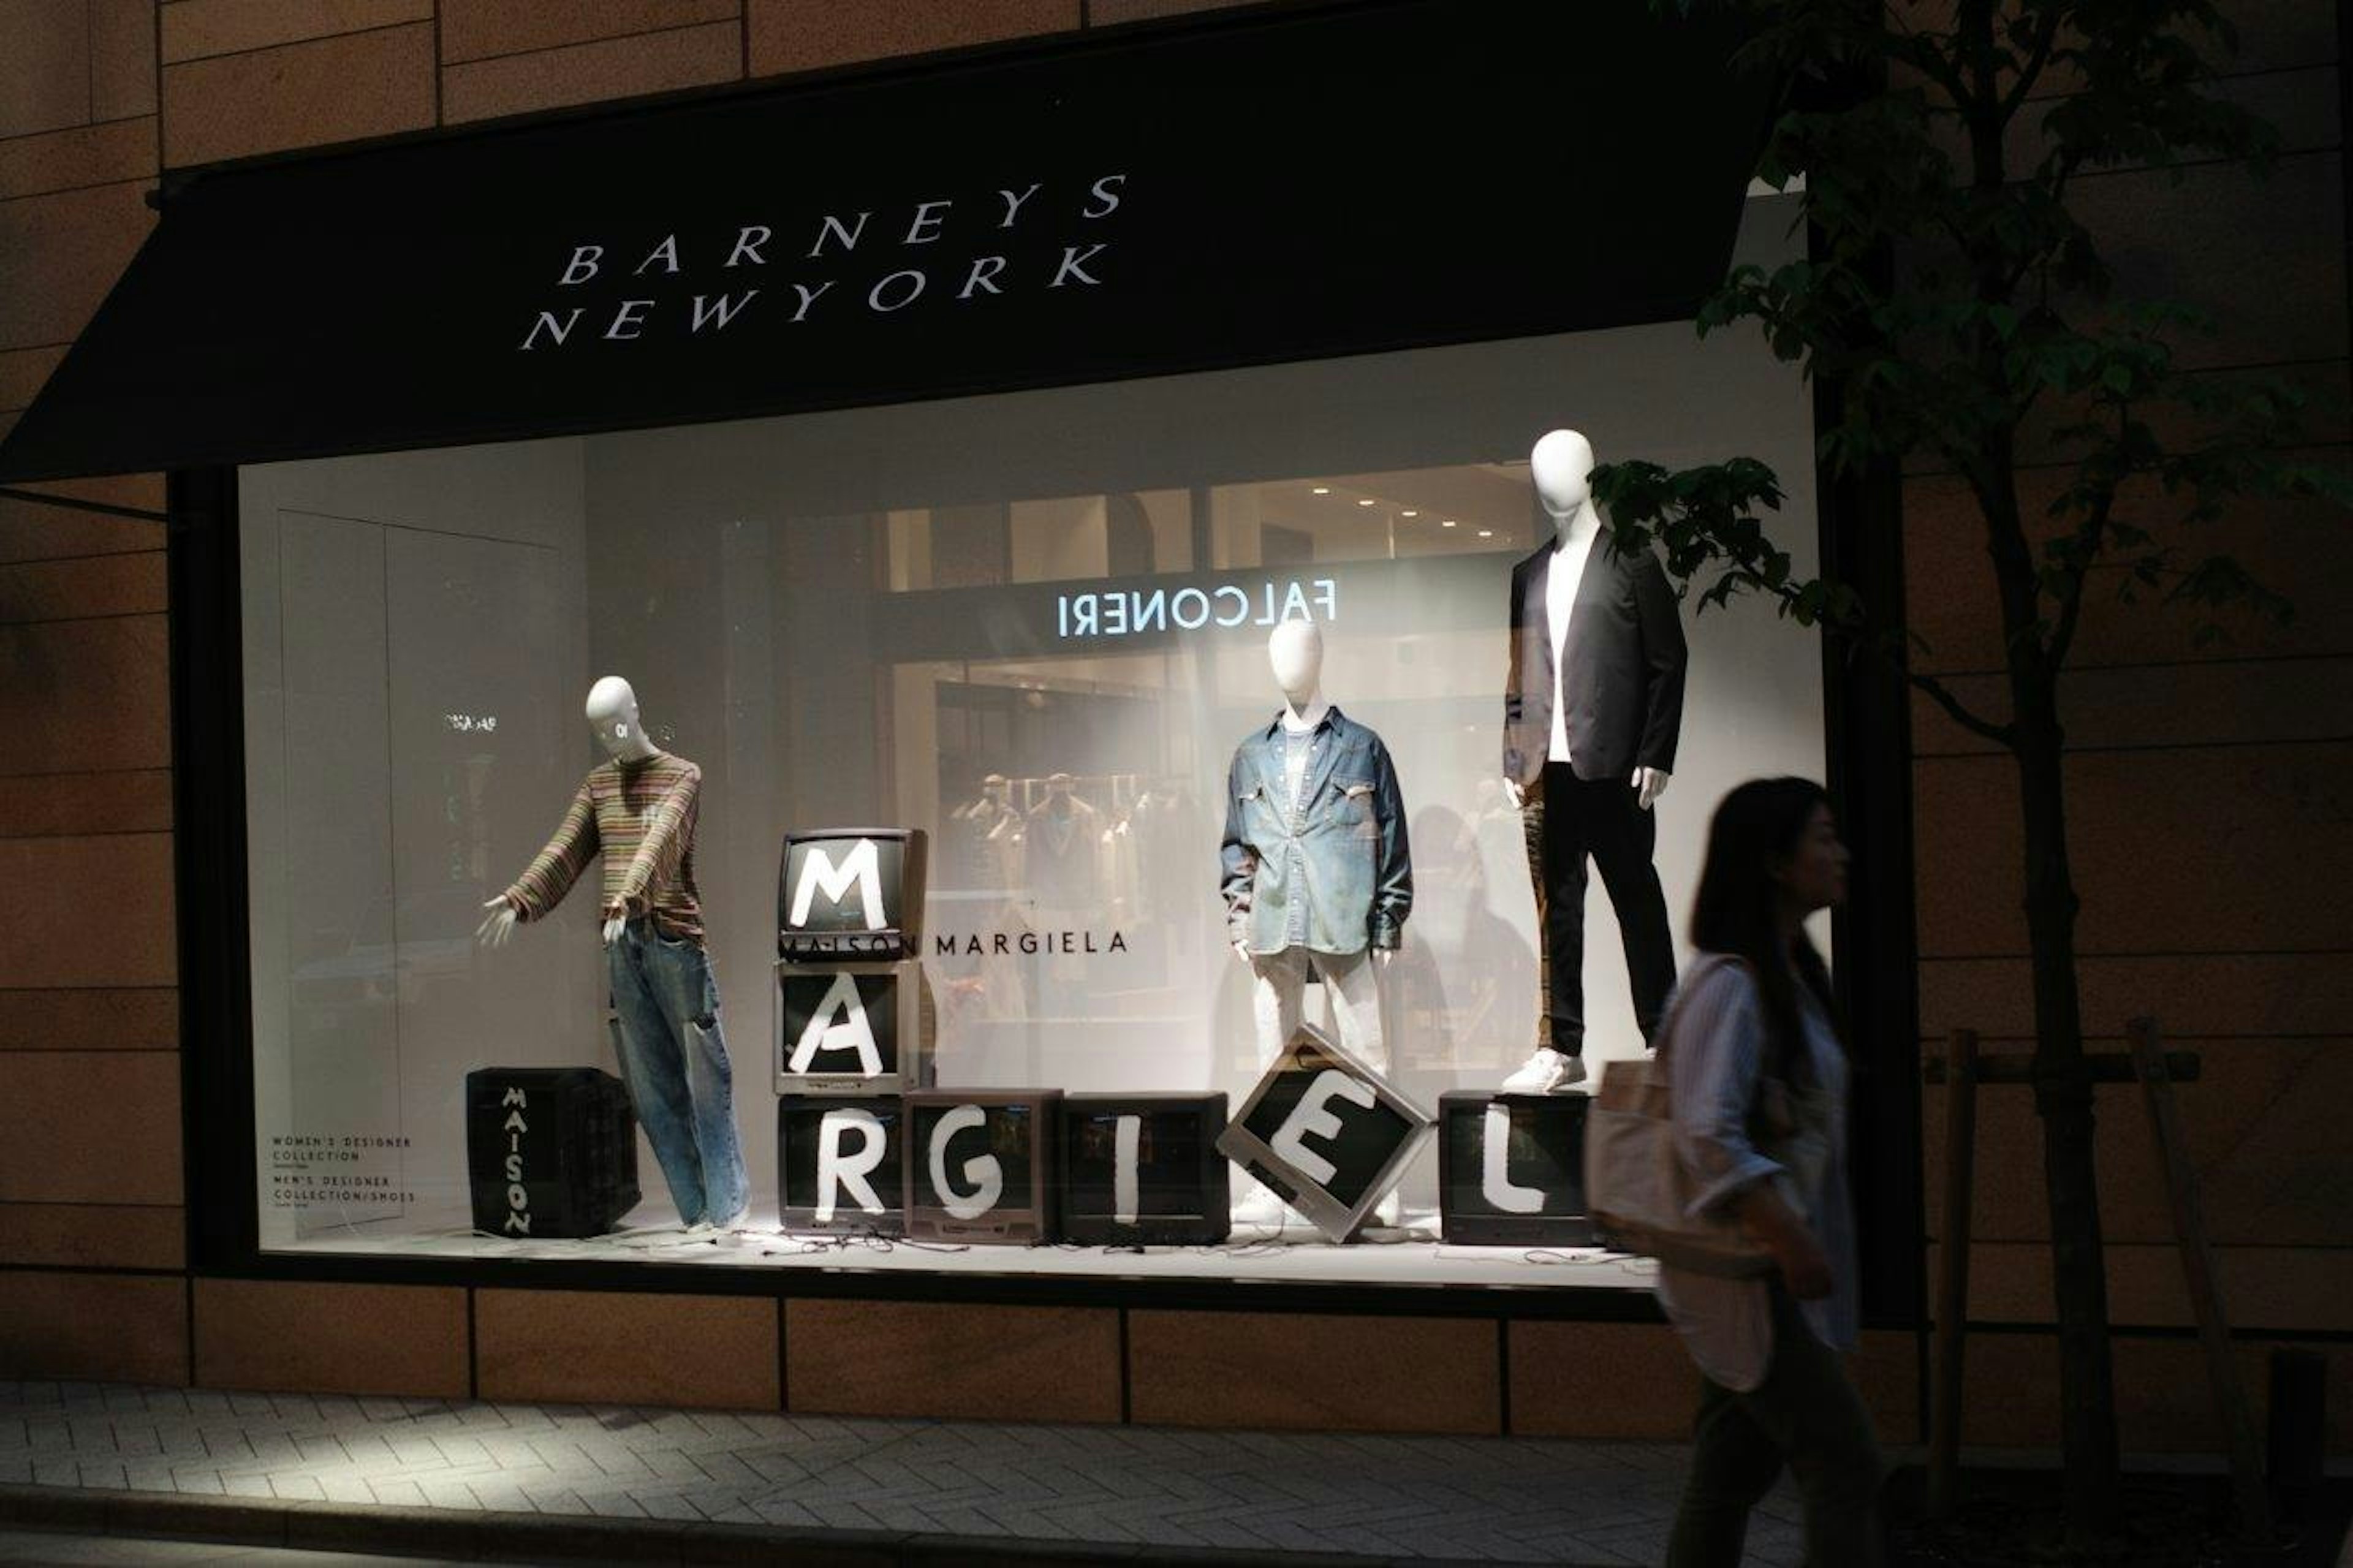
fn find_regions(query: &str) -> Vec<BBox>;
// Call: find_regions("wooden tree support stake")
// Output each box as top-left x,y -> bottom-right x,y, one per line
1922,1020 -> 2263,1539
1927,1028 -> 1977,1521
2128,1017 -> 2273,1547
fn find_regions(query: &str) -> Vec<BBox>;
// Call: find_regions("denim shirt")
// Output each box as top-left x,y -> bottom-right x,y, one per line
1219,706 -> 1412,955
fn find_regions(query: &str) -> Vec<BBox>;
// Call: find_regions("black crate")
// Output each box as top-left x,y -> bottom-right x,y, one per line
464,1066 -> 639,1238
1060,1093 -> 1230,1246
1437,1090 -> 1597,1247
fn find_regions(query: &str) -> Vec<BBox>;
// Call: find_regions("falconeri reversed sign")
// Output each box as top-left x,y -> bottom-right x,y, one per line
1056,575 -> 1338,641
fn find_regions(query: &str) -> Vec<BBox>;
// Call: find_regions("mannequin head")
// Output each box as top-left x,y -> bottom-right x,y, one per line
1529,428 -> 1597,521
1267,618 -> 1324,706
584,675 -> 657,762
982,772 -> 1009,804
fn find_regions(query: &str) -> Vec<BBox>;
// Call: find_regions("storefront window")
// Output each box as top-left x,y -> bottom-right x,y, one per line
238,200 -> 1825,1289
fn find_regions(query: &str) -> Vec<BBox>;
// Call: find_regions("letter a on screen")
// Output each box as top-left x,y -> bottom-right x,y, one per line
789,971 -> 884,1075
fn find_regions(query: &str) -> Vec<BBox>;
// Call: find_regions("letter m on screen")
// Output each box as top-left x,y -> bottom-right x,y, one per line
777,830 -> 926,960
790,839 -> 885,930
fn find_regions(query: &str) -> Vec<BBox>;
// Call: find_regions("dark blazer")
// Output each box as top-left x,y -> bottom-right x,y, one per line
1502,530 -> 1688,787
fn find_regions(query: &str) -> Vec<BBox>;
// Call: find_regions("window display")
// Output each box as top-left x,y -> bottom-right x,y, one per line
238,197 -> 1825,1292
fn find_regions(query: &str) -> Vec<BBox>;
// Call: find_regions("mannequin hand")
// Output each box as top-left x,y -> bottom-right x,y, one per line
476,899 -> 518,948
1373,945 -> 1396,970
1503,778 -> 1526,811
1632,767 -> 1671,811
601,912 -> 627,946
1232,940 -> 1252,966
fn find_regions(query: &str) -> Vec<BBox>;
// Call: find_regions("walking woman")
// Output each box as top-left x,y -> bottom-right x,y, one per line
1660,778 -> 1884,1567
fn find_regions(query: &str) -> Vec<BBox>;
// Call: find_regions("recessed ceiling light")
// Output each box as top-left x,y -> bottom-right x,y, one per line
1477,529 -> 1493,538
1441,519 -> 1457,528
1357,498 -> 1375,507
1311,487 -> 1330,494
1401,510 -> 1418,518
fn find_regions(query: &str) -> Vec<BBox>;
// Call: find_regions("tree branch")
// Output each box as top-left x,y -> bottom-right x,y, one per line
1911,668 -> 2019,747
1885,28 -> 1979,115
1681,548 -> 2018,748
1997,4 -> 2067,124
2006,144 -> 2088,297
2046,483 -> 2116,670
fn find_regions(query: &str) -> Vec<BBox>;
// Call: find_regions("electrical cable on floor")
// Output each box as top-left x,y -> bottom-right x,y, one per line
756,1232 -> 974,1259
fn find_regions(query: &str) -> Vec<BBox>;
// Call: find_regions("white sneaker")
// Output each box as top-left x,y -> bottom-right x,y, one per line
685,1203 -> 751,1238
1500,1047 -> 1587,1094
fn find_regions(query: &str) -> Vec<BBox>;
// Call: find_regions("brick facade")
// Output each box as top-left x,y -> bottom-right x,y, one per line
0,0 -> 2344,1451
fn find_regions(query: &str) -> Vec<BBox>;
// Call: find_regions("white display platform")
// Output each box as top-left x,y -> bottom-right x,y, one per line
268,1205 -> 1659,1293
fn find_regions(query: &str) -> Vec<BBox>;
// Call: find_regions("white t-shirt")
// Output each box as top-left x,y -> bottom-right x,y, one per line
1546,530 -> 1595,764
1283,724 -> 1313,809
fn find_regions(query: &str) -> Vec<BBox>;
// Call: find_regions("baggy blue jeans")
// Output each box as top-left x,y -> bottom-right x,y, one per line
607,918 -> 749,1226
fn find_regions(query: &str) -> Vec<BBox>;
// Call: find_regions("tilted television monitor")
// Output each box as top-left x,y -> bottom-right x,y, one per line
1215,1023 -> 1431,1243
771,960 -> 935,1095
1059,1093 -> 1230,1246
777,1094 -> 906,1236
903,1089 -> 1061,1244
1437,1090 -> 1598,1247
776,828 -> 928,962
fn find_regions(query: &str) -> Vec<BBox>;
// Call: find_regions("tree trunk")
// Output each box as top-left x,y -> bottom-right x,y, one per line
1973,324 -> 2124,1540
2012,681 -> 2123,1545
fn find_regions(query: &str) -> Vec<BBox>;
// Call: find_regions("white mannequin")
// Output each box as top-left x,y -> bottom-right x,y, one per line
1504,430 -> 1670,814
1229,619 -> 1402,1233
1233,619 -> 1393,971
474,675 -> 657,950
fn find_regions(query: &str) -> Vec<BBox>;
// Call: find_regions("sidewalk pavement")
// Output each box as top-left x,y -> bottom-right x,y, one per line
0,1379 -> 1814,1566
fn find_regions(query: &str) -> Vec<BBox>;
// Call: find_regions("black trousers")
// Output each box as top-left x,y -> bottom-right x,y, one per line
1522,761 -> 1677,1054
1666,1286 -> 1887,1567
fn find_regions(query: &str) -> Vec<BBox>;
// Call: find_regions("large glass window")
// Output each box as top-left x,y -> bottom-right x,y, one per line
241,197 -> 1823,1290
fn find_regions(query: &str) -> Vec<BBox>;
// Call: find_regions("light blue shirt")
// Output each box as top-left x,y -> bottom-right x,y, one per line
1653,955 -> 1858,1392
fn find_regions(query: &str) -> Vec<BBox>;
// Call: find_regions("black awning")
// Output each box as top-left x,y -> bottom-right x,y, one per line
0,0 -> 1774,483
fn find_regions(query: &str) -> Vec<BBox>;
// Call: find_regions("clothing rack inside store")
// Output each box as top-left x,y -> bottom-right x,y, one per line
1005,771 -> 1141,816
954,774 -> 1197,819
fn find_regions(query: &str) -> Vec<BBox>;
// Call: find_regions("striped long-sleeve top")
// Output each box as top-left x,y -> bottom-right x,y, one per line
501,751 -> 706,944
1652,953 -> 1857,1393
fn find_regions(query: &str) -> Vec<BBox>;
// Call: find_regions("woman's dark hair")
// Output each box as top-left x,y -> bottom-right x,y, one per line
1690,777 -> 1843,1072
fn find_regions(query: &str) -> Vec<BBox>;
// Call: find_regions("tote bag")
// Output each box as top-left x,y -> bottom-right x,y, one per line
1585,955 -> 1823,1278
